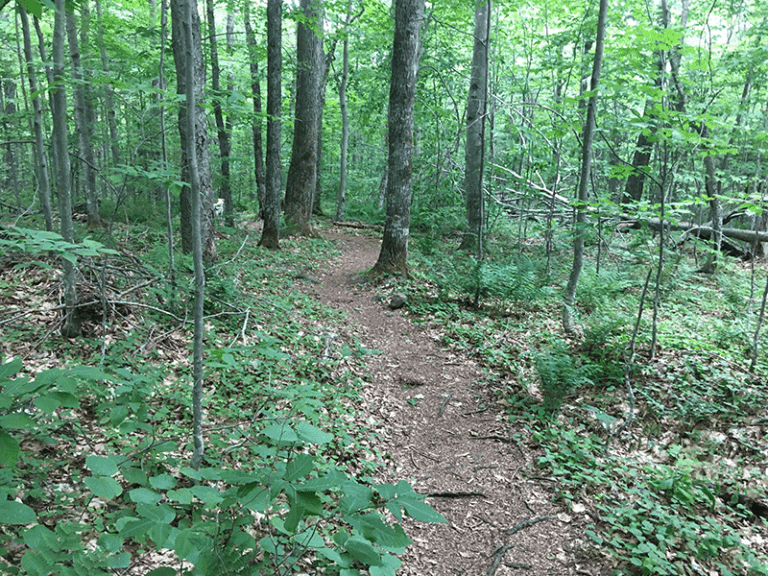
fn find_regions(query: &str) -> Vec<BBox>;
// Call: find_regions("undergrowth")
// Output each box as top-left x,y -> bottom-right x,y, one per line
407,223 -> 768,575
0,224 -> 445,576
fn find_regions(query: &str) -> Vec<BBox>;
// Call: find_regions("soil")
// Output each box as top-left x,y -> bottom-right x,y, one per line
299,227 -> 608,576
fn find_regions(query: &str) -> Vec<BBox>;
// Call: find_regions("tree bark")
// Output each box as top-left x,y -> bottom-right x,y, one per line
205,0 -> 233,226
19,6 -> 53,231
336,0 -> 355,222
259,0 -> 281,249
460,0 -> 490,254
562,0 -> 608,335
244,2 -> 266,220
52,0 -> 79,338
66,2 -> 101,228
171,0 -> 216,261
283,0 -> 323,236
178,0 -> 206,471
95,0 -> 120,168
371,0 -> 425,277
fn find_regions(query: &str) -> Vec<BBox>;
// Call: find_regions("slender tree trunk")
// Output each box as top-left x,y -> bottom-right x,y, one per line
460,0 -> 490,254
313,41 -> 337,216
336,0 -> 354,222
283,0 -> 323,236
95,0 -> 120,167
52,0 -> 79,338
171,0 -> 216,261
562,0 -> 608,335
19,7 -> 53,231
244,2 -> 266,219
66,2 -> 100,228
205,0 -> 233,226
177,0 -> 206,471
159,0 -> 175,286
371,0 -> 425,277
1,79 -> 20,210
259,0 -> 281,249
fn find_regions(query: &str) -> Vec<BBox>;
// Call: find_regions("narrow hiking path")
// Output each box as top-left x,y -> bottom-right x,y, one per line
299,227 -> 604,576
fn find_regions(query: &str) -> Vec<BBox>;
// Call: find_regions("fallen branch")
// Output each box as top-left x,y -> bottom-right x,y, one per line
504,515 -> 556,536
425,491 -> 486,498
487,544 -> 513,576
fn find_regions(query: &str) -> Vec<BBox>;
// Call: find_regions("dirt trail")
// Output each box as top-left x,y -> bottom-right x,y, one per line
301,228 -> 601,576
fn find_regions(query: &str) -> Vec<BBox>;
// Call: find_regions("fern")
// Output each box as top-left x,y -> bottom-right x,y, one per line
536,340 -> 597,414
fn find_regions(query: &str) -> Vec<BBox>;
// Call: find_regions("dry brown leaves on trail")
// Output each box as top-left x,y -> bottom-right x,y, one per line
297,228 -> 608,576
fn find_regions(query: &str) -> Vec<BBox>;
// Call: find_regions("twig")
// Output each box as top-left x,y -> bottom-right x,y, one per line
505,561 -> 532,570
425,491 -> 486,499
473,434 -> 512,443
222,234 -> 249,266
504,515 -> 556,536
487,544 -> 513,576
462,406 -> 488,416
438,393 -> 453,416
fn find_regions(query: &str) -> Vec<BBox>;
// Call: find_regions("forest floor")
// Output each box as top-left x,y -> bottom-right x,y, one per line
296,227 -> 607,576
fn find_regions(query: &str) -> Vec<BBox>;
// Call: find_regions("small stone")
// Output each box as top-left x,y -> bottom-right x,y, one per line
388,292 -> 407,310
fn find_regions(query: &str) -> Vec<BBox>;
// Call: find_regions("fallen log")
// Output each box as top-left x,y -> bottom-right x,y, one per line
619,217 -> 768,245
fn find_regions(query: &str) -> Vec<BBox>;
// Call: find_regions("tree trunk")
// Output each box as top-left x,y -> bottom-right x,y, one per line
460,0 -> 490,254
244,1 -> 266,219
205,0 -> 233,226
177,0 -> 206,471
52,0 -> 79,338
283,0 -> 323,237
562,0 -> 608,335
19,6 -> 53,231
95,0 -> 120,168
66,3 -> 101,228
313,41 -> 337,216
336,0 -> 354,222
371,0 -> 425,277
170,0 -> 216,261
259,0 -> 282,249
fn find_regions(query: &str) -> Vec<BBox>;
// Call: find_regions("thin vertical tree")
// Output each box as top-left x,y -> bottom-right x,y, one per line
371,0 -> 425,276
460,0 -> 491,255
244,1 -> 266,220
283,0 -> 323,236
171,0 -> 217,261
205,0 -> 233,225
562,0 -> 608,335
52,0 -> 79,338
18,5 -> 53,231
66,1 -> 100,229
259,0 -> 281,249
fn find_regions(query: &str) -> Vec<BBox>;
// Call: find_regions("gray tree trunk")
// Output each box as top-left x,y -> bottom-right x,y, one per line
95,0 -> 120,168
460,0 -> 490,255
66,3 -> 101,228
259,0 -> 282,249
562,0 -> 608,335
171,0 -> 216,261
205,0 -> 233,226
178,0 -> 206,471
19,7 -> 53,231
336,0 -> 354,222
371,0 -> 425,276
283,0 -> 323,236
52,0 -> 79,338
244,2 -> 266,219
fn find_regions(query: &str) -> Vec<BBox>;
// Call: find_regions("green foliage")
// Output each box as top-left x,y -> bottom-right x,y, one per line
535,339 -> 597,413
0,226 -> 119,265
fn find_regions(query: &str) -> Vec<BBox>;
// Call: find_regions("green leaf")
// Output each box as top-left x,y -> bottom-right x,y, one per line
190,485 -> 224,506
0,357 -> 23,379
20,550 -> 50,576
0,413 -> 36,430
149,474 -> 177,490
295,420 -> 333,444
105,552 -> 131,568
344,536 -> 382,566
129,487 -> 162,504
97,533 -> 123,553
117,517 -> 154,539
399,498 -> 447,523
146,568 -> 178,576
0,500 -> 37,524
167,488 -> 193,504
286,453 -> 315,482
0,430 -> 20,468
136,503 -> 175,524
262,422 -> 299,443
340,482 -> 373,515
84,476 -> 123,499
122,467 -> 148,486
86,455 -> 119,477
